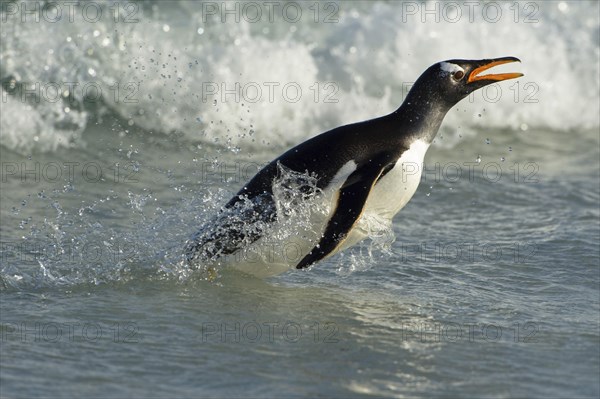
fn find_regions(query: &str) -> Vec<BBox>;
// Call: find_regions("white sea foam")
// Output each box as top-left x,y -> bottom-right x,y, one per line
1,1 -> 598,153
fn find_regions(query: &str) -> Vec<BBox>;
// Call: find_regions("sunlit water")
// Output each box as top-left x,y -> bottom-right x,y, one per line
1,1 -> 599,397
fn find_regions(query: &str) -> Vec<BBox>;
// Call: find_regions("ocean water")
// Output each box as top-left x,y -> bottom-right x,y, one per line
1,0 -> 599,397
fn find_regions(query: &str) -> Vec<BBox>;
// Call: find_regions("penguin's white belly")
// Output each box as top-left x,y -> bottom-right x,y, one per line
339,139 -> 429,251
365,139 -> 429,216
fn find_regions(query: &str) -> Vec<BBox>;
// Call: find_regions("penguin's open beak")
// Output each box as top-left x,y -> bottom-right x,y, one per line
467,57 -> 523,84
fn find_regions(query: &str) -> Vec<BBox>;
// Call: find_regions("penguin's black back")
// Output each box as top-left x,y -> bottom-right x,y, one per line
228,112 -> 410,206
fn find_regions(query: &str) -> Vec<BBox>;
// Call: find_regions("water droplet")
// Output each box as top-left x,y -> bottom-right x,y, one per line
476,155 -> 481,163
162,24 -> 170,32
500,157 -> 505,162
213,100 -> 217,106
197,27 -> 204,35
508,146 -> 513,152
426,193 -> 431,197
485,138 -> 490,144
558,2 -> 568,12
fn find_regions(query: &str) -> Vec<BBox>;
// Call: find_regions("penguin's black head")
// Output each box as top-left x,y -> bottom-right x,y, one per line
412,57 -> 523,108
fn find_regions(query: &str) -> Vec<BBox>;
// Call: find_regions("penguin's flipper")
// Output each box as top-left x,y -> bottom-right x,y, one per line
296,154 -> 394,269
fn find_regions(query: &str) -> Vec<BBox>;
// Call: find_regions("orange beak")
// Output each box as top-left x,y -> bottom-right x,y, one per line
467,58 -> 523,84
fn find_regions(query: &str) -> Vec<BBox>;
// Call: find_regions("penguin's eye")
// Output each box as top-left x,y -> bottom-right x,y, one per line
452,70 -> 465,81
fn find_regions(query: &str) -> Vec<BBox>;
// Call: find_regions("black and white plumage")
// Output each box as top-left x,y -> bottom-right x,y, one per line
185,57 -> 523,277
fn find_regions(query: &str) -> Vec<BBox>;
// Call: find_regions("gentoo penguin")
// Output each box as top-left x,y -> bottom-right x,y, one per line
185,57 -> 523,277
